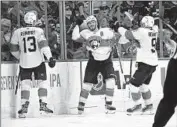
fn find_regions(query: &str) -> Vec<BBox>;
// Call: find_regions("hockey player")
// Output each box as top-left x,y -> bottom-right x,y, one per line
10,11 -> 56,118
72,15 -> 117,114
153,29 -> 177,127
123,16 -> 159,115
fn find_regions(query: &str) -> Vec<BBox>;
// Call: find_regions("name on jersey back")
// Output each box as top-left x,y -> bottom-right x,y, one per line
148,32 -> 157,37
21,30 -> 35,36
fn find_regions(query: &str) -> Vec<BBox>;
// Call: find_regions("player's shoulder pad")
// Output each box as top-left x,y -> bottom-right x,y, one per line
131,27 -> 142,35
35,27 -> 44,33
11,28 -> 21,39
13,28 -> 21,34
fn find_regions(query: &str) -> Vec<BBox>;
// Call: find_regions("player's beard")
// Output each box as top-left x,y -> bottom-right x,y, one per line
88,24 -> 97,31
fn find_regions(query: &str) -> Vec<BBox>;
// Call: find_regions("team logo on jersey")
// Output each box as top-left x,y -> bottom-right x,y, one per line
87,36 -> 102,50
92,73 -> 104,91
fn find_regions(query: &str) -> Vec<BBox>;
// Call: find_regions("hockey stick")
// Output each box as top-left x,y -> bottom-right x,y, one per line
114,45 -> 129,112
129,57 -> 133,77
128,55 -> 133,99
69,106 -> 98,109
128,41 -> 135,99
15,66 -> 21,95
129,41 -> 134,78
114,45 -> 127,85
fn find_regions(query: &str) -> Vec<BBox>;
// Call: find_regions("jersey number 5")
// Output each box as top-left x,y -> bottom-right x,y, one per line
23,36 -> 36,53
151,38 -> 156,47
151,38 -> 156,53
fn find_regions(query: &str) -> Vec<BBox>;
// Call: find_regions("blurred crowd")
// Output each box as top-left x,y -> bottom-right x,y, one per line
1,1 -> 177,61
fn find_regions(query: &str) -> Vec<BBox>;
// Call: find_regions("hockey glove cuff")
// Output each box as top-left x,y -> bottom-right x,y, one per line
48,57 -> 56,68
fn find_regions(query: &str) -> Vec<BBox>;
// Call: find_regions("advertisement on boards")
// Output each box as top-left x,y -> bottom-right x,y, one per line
1,62 -> 81,118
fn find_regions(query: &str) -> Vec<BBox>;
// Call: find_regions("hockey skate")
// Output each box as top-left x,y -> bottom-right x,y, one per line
105,104 -> 116,114
105,98 -> 116,114
39,99 -> 53,115
18,101 -> 29,118
141,104 -> 154,115
127,104 -> 142,115
78,107 -> 84,115
77,102 -> 85,115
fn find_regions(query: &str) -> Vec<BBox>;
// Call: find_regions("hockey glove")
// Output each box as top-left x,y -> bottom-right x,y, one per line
48,57 -> 56,68
76,15 -> 85,26
126,45 -> 137,54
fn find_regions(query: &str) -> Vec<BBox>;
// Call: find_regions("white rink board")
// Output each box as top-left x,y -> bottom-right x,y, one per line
1,62 -> 81,118
0,60 -> 170,118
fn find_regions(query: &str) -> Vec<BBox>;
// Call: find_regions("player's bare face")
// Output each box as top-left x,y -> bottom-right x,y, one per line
164,30 -> 172,39
87,21 -> 97,31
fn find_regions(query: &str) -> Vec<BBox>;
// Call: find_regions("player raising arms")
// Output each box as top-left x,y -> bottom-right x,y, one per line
10,11 -> 56,118
72,15 -> 117,114
124,16 -> 159,115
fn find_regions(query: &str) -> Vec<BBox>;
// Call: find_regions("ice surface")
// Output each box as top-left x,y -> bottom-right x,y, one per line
2,94 -> 177,127
2,110 -> 176,127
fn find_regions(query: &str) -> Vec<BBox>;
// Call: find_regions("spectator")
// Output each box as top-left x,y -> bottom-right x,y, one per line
109,2 -> 121,21
47,1 -> 59,19
55,23 -> 61,45
9,1 -> 38,27
48,22 -> 60,60
1,18 -> 15,61
65,4 -> 78,59
99,16 -> 110,28
1,1 -> 10,19
77,1 -> 90,19
96,2 -> 110,22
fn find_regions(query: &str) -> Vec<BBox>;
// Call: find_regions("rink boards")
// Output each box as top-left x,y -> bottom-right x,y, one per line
1,60 -> 169,118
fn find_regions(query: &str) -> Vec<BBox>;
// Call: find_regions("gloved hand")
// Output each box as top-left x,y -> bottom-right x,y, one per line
48,57 -> 56,68
126,45 -> 137,54
76,15 -> 85,26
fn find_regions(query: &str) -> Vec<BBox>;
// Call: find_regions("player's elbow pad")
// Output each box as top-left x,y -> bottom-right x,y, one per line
72,25 -> 81,40
11,51 -> 20,59
41,46 -> 52,60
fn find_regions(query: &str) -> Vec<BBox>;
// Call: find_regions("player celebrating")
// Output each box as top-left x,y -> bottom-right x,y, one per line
10,11 -> 56,118
124,16 -> 159,115
72,15 -> 117,114
153,29 -> 177,127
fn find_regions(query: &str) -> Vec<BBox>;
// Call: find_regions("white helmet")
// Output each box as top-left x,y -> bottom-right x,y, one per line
24,11 -> 37,25
86,15 -> 97,24
141,16 -> 154,28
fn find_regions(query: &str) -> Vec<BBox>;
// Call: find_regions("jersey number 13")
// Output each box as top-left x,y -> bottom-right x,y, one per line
23,36 -> 36,53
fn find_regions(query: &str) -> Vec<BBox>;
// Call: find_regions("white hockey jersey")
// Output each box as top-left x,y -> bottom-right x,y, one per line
11,27 -> 46,68
127,26 -> 159,66
118,27 -> 130,44
80,27 -> 115,61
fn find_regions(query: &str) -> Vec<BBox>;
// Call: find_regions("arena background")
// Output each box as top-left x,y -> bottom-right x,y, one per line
1,1 -> 177,126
